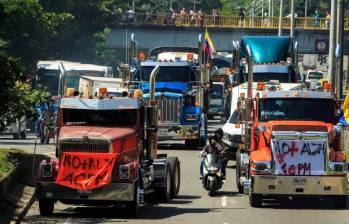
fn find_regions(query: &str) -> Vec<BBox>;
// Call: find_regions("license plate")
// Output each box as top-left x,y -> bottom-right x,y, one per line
293,177 -> 307,185
78,190 -> 92,194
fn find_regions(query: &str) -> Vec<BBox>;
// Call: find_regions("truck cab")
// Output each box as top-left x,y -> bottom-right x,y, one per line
36,95 -> 180,217
236,90 -> 347,208
130,48 -> 207,148
223,36 -> 300,160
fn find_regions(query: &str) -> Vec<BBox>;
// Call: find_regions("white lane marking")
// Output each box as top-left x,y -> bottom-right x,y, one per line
221,196 -> 227,207
42,152 -> 55,155
63,218 -> 73,224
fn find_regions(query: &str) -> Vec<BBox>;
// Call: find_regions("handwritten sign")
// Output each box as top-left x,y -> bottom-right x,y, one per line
56,152 -> 117,191
271,140 -> 326,175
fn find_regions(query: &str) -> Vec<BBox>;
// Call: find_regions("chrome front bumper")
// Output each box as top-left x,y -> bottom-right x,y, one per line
36,181 -> 134,201
251,175 -> 348,196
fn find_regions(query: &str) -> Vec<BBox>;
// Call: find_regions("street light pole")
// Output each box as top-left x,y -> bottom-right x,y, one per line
278,0 -> 284,36
336,0 -> 344,98
290,0 -> 295,37
305,0 -> 308,17
268,0 -> 272,16
328,0 -> 338,91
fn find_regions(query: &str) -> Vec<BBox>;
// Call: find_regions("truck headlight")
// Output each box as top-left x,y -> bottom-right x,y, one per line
119,164 -> 130,179
328,161 -> 347,173
251,161 -> 272,174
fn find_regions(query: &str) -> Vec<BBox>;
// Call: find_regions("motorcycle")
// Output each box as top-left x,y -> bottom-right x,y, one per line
202,153 -> 224,196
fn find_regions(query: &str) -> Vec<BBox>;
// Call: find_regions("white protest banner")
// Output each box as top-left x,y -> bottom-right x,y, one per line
271,139 -> 326,175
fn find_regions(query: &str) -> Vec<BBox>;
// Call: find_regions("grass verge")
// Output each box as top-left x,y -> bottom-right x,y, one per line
0,148 -> 25,179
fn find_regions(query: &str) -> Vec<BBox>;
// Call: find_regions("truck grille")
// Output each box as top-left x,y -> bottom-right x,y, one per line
230,135 -> 242,143
156,97 -> 181,123
61,143 -> 110,153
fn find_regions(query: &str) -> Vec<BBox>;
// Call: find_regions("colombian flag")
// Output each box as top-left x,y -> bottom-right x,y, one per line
340,93 -> 349,126
203,29 -> 216,59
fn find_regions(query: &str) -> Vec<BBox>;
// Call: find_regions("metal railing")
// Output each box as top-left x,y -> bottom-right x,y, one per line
115,13 -> 349,31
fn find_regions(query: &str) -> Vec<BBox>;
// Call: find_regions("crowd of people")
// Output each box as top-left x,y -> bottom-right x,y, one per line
113,7 -> 333,29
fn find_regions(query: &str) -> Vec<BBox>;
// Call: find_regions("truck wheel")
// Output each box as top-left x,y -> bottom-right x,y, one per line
249,193 -> 262,208
235,150 -> 244,193
158,163 -> 172,202
333,196 -> 347,209
39,199 -> 54,216
126,181 -> 140,217
236,165 -> 244,194
167,157 -> 180,198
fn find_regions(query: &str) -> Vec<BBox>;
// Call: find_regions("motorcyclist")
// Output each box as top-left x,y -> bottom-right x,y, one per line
199,135 -> 223,179
214,128 -> 227,179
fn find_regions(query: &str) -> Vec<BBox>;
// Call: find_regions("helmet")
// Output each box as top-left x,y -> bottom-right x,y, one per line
214,128 -> 223,136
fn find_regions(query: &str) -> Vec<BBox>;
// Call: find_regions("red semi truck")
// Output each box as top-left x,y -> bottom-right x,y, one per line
36,68 -> 180,217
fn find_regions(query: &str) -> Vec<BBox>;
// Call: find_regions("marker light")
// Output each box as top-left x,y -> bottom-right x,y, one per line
324,83 -> 332,91
66,88 -> 75,97
139,52 -> 145,61
257,82 -> 266,91
187,53 -> 194,61
240,93 -> 246,99
99,87 -> 107,95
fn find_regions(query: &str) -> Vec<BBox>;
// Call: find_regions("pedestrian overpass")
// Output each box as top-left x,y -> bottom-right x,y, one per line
106,14 -> 349,54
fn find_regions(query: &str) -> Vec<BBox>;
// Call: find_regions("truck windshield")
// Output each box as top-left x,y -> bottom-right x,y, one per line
307,72 -> 323,80
210,84 -> 224,99
63,109 -> 137,126
36,69 -> 60,96
136,66 -> 197,82
259,98 -> 333,123
36,69 -> 106,96
253,73 -> 291,83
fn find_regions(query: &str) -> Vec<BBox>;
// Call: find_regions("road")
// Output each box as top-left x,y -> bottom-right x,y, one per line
1,120 -> 349,224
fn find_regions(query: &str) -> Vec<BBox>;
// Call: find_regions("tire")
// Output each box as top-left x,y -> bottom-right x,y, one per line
249,193 -> 262,208
235,151 -> 244,193
20,130 -> 26,139
208,178 -> 217,196
39,199 -> 54,216
157,163 -> 172,202
44,127 -> 50,144
126,181 -> 140,217
333,196 -> 347,209
167,157 -> 181,198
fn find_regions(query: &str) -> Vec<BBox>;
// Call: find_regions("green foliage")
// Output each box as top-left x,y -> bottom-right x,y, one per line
0,148 -> 25,178
0,51 -> 49,130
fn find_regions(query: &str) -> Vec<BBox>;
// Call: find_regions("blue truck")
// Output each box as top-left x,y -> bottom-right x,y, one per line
129,47 -> 208,148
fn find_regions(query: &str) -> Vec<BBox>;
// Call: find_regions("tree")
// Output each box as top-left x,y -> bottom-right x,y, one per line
0,51 -> 48,130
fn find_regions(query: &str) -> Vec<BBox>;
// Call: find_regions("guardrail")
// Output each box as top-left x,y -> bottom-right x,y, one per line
114,13 -> 349,31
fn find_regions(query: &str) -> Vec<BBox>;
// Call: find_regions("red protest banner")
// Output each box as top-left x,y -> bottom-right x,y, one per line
56,152 -> 117,191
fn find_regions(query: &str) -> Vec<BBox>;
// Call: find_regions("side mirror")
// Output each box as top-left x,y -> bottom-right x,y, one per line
334,123 -> 343,134
257,125 -> 266,133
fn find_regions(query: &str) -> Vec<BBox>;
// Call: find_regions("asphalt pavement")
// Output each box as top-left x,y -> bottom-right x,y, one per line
1,120 -> 349,224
